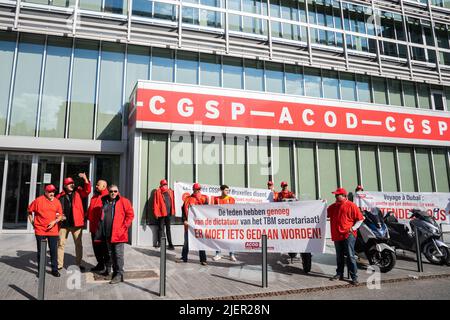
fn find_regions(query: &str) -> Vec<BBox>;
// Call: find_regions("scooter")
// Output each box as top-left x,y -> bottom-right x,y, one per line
355,208 -> 396,273
281,197 -> 312,273
384,209 -> 450,266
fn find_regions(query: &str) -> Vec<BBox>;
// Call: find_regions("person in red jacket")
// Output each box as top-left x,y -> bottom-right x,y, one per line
327,187 -> 364,285
96,184 -> 134,284
56,173 -> 91,271
87,179 -> 109,273
276,181 -> 296,201
212,185 -> 237,262
28,184 -> 64,277
176,183 -> 209,265
267,181 -> 278,202
152,179 -> 175,250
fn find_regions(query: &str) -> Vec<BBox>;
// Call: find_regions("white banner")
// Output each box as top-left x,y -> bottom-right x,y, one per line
355,191 -> 450,224
174,182 -> 274,217
187,201 -> 328,253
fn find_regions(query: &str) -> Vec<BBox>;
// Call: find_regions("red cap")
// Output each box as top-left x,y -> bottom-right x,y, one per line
44,184 -> 57,192
332,187 -> 348,195
193,183 -> 201,190
281,181 -> 288,187
356,185 -> 364,191
267,181 -> 274,186
63,177 -> 75,186
160,179 -> 168,186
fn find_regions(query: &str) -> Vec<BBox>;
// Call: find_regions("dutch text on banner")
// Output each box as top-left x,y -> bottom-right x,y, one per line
355,191 -> 450,224
174,182 -> 273,217
188,201 -> 328,253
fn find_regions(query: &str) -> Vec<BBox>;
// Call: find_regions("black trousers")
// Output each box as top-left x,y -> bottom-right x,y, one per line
105,241 -> 124,276
36,235 -> 58,273
157,216 -> 173,246
181,229 -> 206,262
91,233 -> 110,268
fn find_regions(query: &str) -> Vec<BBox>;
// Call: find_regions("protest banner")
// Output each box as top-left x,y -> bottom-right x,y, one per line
187,201 -> 327,253
174,182 -> 273,217
355,191 -> 450,224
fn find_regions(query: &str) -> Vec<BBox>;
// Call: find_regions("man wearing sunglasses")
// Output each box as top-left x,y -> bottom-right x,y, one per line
96,185 -> 134,284
56,173 -> 91,271
28,184 -> 64,277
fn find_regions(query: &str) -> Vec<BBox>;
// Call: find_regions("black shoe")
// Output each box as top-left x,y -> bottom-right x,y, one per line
51,270 -> 61,277
168,245 -> 175,250
110,274 -> 123,284
78,265 -> 86,272
90,264 -> 105,272
350,279 -> 359,286
330,274 -> 344,281
101,270 -> 111,277
154,243 -> 160,248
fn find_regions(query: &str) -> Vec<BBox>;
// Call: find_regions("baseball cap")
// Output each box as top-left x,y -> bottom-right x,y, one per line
160,179 -> 168,186
356,185 -> 364,191
281,181 -> 288,187
267,181 -> 274,186
193,183 -> 201,190
45,184 -> 57,193
63,177 -> 75,186
332,187 -> 348,195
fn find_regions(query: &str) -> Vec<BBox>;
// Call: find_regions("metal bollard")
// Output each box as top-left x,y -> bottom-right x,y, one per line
414,226 -> 423,273
261,234 -> 268,288
159,237 -> 166,297
38,238 -> 47,300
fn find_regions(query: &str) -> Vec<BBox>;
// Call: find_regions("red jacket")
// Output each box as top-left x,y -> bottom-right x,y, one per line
276,190 -> 295,201
87,189 -> 109,233
213,196 -> 235,205
153,188 -> 175,218
327,199 -> 364,241
56,182 -> 91,227
101,194 -> 135,243
183,193 -> 209,231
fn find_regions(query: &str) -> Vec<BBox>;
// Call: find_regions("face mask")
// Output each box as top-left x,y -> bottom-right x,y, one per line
161,185 -> 169,193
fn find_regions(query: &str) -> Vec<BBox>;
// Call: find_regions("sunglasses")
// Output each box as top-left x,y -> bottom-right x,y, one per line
109,190 -> 119,193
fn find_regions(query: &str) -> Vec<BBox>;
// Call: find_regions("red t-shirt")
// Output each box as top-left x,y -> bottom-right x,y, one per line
28,195 -> 63,236
213,196 -> 235,205
327,199 -> 364,241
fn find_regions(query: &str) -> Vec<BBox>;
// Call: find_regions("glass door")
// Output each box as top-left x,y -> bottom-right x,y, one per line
2,154 -> 32,230
36,155 -> 62,197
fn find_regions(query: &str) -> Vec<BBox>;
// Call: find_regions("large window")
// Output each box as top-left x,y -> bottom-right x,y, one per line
398,147 -> 417,192
296,141 -> 317,200
176,51 -> 199,85
125,46 -> 150,100
285,65 -> 304,96
245,60 -> 264,92
273,140 -> 294,192
69,39 -> 98,140
360,145 -> 379,191
416,148 -> 433,192
322,70 -> 340,100
197,133 -> 221,185
372,77 -> 388,105
39,37 -> 71,138
9,34 -> 45,137
356,74 -> 372,103
200,54 -> 221,87
248,136 -> 270,188
151,48 -> 174,83
223,57 -> 243,89
318,142 -> 338,204
0,33 -> 16,135
304,67 -> 322,98
170,132 -> 194,185
340,73 -> 356,101
224,135 -> 246,187
379,146 -> 399,191
96,42 -> 124,140
433,149 -> 450,192
265,62 -> 284,93
339,144 -> 358,194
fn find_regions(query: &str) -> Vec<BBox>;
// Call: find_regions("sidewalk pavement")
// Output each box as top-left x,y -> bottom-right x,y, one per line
0,233 -> 449,300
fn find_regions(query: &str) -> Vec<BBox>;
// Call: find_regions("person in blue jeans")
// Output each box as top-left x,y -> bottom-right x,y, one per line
327,187 -> 364,285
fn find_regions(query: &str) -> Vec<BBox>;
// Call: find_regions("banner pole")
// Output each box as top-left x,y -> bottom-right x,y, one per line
414,226 -> 423,273
160,236 -> 167,297
262,234 -> 268,288
38,238 -> 47,300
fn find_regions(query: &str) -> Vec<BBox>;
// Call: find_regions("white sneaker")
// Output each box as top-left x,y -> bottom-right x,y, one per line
230,255 -> 237,262
212,255 -> 222,261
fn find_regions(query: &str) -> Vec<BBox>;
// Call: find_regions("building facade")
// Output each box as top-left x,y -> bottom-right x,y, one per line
0,0 -> 449,245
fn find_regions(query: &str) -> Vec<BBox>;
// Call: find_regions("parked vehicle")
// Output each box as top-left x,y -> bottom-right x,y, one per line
384,209 -> 450,266
355,207 -> 396,273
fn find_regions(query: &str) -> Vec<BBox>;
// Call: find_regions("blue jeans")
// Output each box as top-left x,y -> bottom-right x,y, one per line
36,235 -> 58,273
182,229 -> 206,262
334,233 -> 358,281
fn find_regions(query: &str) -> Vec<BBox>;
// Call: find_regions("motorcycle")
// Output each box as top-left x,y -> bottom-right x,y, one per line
355,208 -> 396,273
281,197 -> 312,273
384,209 -> 450,266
